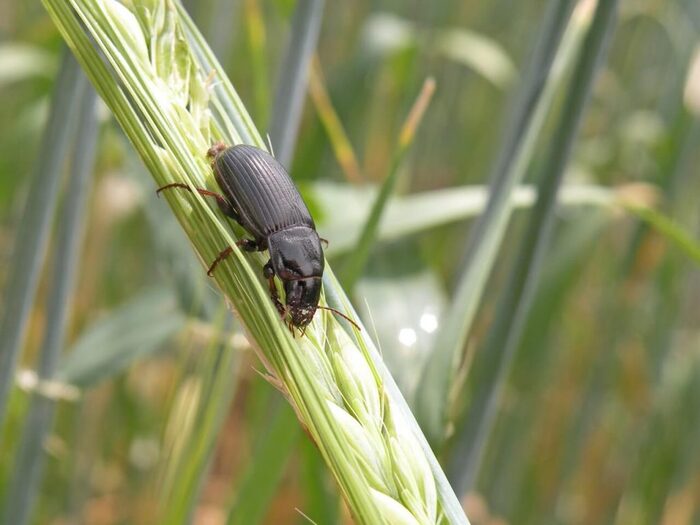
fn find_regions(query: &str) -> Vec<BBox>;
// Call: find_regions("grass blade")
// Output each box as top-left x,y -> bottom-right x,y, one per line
300,436 -> 340,524
269,0 -> 325,166
624,204 -> 700,265
202,0 -> 242,63
243,0 -> 270,125
226,401 -> 300,525
341,77 -> 435,290
446,0 -> 621,494
435,28 -> 516,89
320,182 -> 623,257
362,13 -> 515,91
308,56 -> 364,184
2,85 -> 97,525
57,287 -> 185,386
160,334 -> 240,524
0,51 -> 86,423
414,0 -> 581,446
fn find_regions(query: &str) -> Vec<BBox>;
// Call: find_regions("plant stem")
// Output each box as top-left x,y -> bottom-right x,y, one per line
342,78 -> 435,291
3,85 -> 97,525
0,51 -> 86,426
414,0 -> 580,446
446,0 -> 620,495
269,0 -> 325,166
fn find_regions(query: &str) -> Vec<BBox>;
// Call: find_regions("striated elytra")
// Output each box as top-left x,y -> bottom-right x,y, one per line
158,143 -> 356,333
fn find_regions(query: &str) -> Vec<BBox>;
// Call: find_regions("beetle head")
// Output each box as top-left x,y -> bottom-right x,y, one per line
284,277 -> 322,328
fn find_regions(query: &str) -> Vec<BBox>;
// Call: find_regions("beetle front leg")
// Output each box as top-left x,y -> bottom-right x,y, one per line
157,182 -> 241,222
264,261 -> 286,318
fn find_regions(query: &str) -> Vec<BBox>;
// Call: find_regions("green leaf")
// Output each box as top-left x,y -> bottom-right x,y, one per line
435,28 -> 516,88
57,288 -> 185,386
340,78 -> 435,291
226,401 -> 301,525
269,0 -> 325,166
300,436 -> 340,524
318,182 -> 616,257
1,84 -> 98,525
626,205 -> 700,265
160,334 -> 240,523
414,0 -> 584,446
0,51 -> 87,422
446,0 -> 621,494
362,13 -> 515,89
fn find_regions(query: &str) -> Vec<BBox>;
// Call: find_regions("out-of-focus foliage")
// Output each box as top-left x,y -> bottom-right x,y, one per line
0,0 -> 699,524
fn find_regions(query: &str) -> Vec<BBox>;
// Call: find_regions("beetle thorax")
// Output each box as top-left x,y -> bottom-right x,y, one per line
267,226 -> 324,281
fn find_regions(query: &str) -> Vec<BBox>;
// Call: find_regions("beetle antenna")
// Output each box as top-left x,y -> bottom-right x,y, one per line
316,306 -> 361,331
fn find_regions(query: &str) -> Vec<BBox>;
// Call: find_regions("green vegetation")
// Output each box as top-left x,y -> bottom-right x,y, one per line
0,0 -> 698,524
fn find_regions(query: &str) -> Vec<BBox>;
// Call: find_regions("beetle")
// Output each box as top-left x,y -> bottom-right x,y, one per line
157,142 -> 357,333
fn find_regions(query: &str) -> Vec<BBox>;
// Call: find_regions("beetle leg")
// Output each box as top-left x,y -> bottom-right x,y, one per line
264,261 -> 286,318
320,237 -> 329,247
235,238 -> 259,252
156,182 -> 241,222
263,261 -> 275,279
268,277 -> 286,318
214,199 -> 241,222
207,246 -> 233,276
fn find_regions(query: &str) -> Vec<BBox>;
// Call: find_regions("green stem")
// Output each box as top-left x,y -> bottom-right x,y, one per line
3,86 -> 97,525
414,0 -> 580,446
342,78 -> 435,291
0,51 -> 86,425
269,0 -> 325,166
446,0 -> 620,495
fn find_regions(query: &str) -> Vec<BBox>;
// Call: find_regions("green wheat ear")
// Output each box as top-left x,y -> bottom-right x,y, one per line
41,1 -> 470,523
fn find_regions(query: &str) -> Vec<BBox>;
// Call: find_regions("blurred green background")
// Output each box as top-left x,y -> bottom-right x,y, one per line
1,0 -> 699,524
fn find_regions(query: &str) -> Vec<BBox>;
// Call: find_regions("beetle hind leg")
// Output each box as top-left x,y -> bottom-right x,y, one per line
207,246 -> 233,276
156,182 -> 241,222
212,196 -> 241,222
206,239 -> 265,276
235,238 -> 260,252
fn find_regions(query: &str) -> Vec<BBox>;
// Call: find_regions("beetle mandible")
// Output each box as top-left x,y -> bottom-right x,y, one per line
158,142 -> 355,332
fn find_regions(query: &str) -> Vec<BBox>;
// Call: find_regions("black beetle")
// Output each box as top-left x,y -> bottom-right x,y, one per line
158,142 -> 357,333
